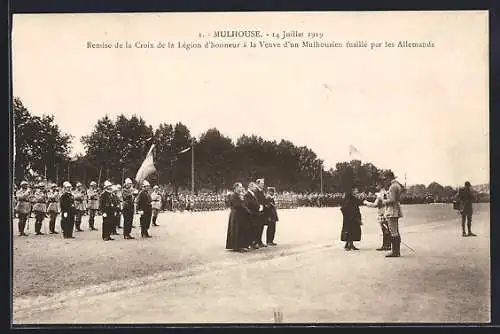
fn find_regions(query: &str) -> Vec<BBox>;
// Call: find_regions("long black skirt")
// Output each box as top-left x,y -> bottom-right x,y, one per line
340,219 -> 362,242
226,209 -> 250,250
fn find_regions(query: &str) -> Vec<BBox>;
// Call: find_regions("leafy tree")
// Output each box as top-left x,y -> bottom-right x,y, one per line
13,97 -> 72,183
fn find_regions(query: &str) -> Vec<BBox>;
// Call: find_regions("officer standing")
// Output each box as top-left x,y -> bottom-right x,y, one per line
15,181 -> 32,236
46,183 -> 60,234
32,182 -> 48,235
382,173 -> 404,258
364,182 -> 391,251
99,181 -> 114,241
73,182 -> 85,232
151,185 -> 162,226
87,181 -> 99,231
455,181 -> 477,237
59,181 -> 76,239
136,180 -> 153,238
122,178 -> 135,239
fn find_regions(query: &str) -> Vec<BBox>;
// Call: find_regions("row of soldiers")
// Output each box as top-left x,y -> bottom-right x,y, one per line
13,178 -> 163,240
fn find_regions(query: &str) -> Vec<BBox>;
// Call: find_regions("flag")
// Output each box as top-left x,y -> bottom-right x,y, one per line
135,144 -> 156,183
348,145 -> 362,160
178,147 -> 191,154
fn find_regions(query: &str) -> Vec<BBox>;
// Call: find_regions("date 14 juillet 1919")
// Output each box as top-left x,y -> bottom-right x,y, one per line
208,30 -> 324,39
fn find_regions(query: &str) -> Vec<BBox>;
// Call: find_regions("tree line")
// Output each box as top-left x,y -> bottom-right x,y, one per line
13,97 -> 486,200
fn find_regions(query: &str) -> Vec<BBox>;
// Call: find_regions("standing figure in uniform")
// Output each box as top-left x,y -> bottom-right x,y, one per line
340,187 -> 363,251
455,181 -> 477,237
151,185 -> 162,226
99,181 -> 114,241
116,184 -> 123,229
364,182 -> 391,251
254,178 -> 269,248
87,181 -> 99,231
46,184 -> 60,234
15,181 -> 32,236
110,185 -> 121,235
59,181 -> 76,239
122,178 -> 135,239
265,186 -> 279,246
32,182 -> 48,235
382,173 -> 404,258
73,182 -> 85,232
136,180 -> 153,238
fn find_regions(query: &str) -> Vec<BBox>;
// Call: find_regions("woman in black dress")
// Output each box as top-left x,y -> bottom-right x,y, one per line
340,188 -> 363,250
226,182 -> 251,252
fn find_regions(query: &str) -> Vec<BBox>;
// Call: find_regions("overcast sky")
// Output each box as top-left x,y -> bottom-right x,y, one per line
12,11 -> 489,186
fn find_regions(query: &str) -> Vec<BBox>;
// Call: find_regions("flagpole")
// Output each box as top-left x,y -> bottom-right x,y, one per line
56,164 -> 59,185
98,167 -> 102,187
67,160 -> 70,181
191,138 -> 195,194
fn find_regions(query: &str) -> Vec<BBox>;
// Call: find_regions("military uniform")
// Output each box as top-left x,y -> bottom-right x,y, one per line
383,179 -> 404,257
72,186 -> 85,232
31,185 -> 47,235
136,183 -> 153,238
111,189 -> 121,235
121,184 -> 135,239
59,184 -> 76,238
47,186 -> 60,234
15,184 -> 32,236
151,189 -> 162,225
99,183 -> 114,241
364,188 -> 391,251
87,184 -> 99,231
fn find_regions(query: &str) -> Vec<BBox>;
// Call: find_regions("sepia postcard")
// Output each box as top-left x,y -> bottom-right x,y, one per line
11,11 -> 490,325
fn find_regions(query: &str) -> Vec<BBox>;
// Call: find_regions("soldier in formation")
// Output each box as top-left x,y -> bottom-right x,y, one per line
15,181 -> 31,236
122,178 -> 135,239
136,180 -> 153,238
99,180 -> 115,241
151,185 -> 162,226
31,182 -> 48,235
60,181 -> 76,239
47,183 -> 60,234
73,182 -> 85,232
87,181 -> 99,231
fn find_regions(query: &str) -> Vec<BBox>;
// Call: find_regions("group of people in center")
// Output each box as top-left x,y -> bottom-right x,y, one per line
225,178 -> 279,252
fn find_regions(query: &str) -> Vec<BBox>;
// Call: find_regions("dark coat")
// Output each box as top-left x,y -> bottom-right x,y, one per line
267,196 -> 279,223
136,190 -> 152,214
226,192 -> 251,250
121,188 -> 135,214
455,187 -> 474,215
340,193 -> 362,242
59,191 -> 75,222
99,191 -> 114,216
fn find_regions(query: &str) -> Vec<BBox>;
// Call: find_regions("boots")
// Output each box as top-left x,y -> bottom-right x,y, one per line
385,236 -> 401,257
152,215 -> 158,226
35,221 -> 44,235
377,233 -> 392,251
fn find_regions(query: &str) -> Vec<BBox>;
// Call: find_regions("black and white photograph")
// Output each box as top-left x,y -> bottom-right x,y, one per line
11,11 -> 490,324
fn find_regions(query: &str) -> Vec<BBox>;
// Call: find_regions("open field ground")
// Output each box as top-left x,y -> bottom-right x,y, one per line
12,203 -> 490,324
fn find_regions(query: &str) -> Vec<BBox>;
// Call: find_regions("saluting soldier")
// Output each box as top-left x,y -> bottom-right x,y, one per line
15,181 -> 32,236
136,180 -> 153,238
59,181 -> 76,239
151,185 -> 162,226
99,181 -> 114,241
47,183 -> 60,234
122,178 -> 135,239
73,182 -> 85,232
87,181 -> 99,231
31,182 -> 48,235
